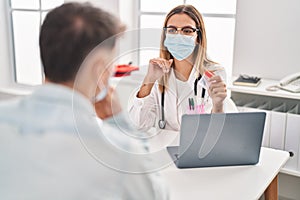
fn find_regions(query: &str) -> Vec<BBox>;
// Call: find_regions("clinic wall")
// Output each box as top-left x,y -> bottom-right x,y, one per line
233,0 -> 300,80
0,0 -> 121,89
0,92 -> 18,101
279,173 -> 300,200
64,0 -> 119,14
0,0 -> 14,88
69,0 -> 139,29
0,0 -> 123,98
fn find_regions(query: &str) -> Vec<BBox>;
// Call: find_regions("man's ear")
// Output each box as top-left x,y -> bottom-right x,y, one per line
92,58 -> 105,77
83,47 -> 114,84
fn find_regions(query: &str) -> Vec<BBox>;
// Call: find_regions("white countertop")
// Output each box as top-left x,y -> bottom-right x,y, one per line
229,77 -> 300,100
152,130 -> 289,200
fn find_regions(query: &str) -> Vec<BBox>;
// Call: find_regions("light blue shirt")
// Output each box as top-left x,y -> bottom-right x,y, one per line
0,83 -> 168,200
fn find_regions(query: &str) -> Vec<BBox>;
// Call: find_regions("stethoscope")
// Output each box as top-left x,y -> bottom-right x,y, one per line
158,74 -> 206,129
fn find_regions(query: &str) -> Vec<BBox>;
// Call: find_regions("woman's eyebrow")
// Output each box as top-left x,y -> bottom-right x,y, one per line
166,24 -> 196,28
165,25 -> 177,28
181,25 -> 196,28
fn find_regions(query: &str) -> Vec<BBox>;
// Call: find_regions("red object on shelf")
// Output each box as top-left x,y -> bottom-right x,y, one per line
114,64 -> 139,77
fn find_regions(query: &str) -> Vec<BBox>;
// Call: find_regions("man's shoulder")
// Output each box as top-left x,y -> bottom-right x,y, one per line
102,113 -> 148,153
0,98 -> 22,116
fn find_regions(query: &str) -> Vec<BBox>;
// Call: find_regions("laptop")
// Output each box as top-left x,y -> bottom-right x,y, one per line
167,112 -> 266,168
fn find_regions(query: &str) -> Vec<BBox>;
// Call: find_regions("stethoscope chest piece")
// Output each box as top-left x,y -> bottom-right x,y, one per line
158,120 -> 166,129
158,74 -> 206,129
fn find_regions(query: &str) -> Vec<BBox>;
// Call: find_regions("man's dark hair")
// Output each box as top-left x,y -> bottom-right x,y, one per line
40,2 -> 125,83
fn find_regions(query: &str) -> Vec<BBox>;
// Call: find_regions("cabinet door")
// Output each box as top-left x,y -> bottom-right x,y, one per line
284,113 -> 300,171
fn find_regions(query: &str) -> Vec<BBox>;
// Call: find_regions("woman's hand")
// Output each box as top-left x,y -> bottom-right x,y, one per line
137,58 -> 173,98
145,58 -> 173,83
208,75 -> 227,113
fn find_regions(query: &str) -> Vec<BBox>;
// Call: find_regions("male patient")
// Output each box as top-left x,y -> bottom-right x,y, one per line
0,3 -> 167,200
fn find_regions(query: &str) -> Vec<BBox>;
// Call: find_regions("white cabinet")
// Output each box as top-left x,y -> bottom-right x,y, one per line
229,78 -> 300,177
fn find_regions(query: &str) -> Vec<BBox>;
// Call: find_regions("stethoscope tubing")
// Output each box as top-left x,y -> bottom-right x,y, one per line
158,74 -> 206,129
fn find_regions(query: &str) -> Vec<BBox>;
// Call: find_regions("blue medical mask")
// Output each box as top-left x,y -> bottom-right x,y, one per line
93,87 -> 108,102
92,79 -> 110,103
164,34 -> 196,61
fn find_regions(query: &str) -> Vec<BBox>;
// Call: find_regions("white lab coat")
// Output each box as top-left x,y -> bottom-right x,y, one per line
0,84 -> 168,200
129,66 -> 238,131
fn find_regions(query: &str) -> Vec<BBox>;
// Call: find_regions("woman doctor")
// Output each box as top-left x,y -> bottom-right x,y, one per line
129,5 -> 237,131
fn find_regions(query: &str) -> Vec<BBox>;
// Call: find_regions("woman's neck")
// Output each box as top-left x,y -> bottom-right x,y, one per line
173,58 -> 194,81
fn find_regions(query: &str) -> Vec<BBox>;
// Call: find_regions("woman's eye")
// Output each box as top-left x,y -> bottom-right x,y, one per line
183,29 -> 193,34
168,28 -> 177,33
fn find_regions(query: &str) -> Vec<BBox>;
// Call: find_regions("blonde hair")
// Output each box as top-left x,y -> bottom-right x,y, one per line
159,4 -> 216,92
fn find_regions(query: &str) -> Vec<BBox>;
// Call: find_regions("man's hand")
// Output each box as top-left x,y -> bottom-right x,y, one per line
94,87 -> 122,120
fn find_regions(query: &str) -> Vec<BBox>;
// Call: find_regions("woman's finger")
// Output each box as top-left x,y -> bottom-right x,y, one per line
168,59 -> 173,68
151,59 -> 164,70
164,60 -> 172,71
209,75 -> 223,83
210,87 -> 227,94
209,82 -> 226,90
155,60 -> 165,72
150,58 -> 172,73
160,60 -> 169,73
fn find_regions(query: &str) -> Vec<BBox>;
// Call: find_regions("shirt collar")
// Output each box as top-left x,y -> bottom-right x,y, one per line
29,83 -> 95,116
188,66 -> 199,83
170,66 -> 198,88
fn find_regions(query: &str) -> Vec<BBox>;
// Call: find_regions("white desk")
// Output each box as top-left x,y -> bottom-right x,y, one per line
148,130 -> 289,200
